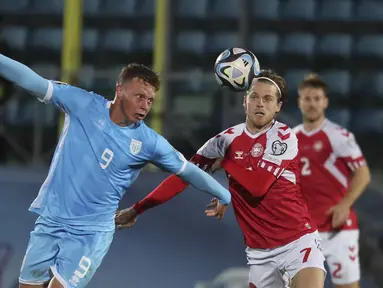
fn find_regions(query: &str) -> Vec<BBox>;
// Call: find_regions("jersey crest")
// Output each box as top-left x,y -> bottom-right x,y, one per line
130,139 -> 142,155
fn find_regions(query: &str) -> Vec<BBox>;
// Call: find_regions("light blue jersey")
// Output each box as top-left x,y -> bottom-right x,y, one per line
31,81 -> 187,232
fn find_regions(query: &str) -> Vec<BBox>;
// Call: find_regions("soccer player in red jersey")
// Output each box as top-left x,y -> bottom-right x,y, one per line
293,74 -> 371,288
116,70 -> 327,288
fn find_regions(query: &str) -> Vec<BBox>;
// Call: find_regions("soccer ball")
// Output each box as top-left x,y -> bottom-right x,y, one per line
214,48 -> 260,92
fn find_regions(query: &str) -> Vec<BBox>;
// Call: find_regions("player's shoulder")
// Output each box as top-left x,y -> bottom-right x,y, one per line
196,123 -> 245,158
322,119 -> 354,141
291,123 -> 304,135
138,122 -> 168,147
263,121 -> 298,162
267,121 -> 298,144
51,80 -> 105,100
215,123 -> 245,141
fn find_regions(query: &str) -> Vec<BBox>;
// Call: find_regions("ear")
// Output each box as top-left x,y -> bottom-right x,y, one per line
276,101 -> 282,113
324,96 -> 329,109
115,84 -> 122,99
243,95 -> 247,110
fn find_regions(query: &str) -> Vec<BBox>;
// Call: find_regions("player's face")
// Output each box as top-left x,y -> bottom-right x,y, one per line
116,77 -> 156,123
244,81 -> 282,130
298,87 -> 328,122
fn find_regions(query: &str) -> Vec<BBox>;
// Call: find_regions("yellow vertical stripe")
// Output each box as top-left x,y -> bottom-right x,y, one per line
58,0 -> 82,136
151,0 -> 167,134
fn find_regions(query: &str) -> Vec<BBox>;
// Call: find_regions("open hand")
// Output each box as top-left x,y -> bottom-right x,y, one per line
205,198 -> 228,221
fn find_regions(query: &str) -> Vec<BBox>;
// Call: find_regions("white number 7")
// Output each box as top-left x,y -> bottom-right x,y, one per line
100,148 -> 114,169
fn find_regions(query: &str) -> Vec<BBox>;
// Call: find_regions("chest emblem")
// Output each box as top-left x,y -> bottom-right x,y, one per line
251,143 -> 264,157
313,141 -> 323,152
130,139 -> 142,155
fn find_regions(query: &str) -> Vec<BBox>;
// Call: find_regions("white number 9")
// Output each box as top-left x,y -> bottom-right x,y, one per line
100,148 -> 114,169
74,256 -> 92,279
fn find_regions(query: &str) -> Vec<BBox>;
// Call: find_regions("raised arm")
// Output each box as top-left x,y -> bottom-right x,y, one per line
0,54 -> 49,98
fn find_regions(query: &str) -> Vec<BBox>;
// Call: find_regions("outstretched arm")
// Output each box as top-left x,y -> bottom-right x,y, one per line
133,154 -> 219,214
0,54 -> 49,98
133,174 -> 189,214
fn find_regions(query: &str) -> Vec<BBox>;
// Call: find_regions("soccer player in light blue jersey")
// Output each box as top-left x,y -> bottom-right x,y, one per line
0,54 -> 231,288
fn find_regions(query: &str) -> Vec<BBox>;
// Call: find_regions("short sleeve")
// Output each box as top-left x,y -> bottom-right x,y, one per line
197,124 -> 244,159
39,80 -> 94,115
262,127 -> 298,167
330,128 -> 366,171
152,135 -> 187,175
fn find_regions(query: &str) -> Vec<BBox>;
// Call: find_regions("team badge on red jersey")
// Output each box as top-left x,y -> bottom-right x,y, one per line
251,143 -> 264,157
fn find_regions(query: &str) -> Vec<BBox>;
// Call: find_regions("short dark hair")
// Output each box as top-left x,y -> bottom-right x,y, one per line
252,69 -> 287,104
298,73 -> 328,95
118,63 -> 160,91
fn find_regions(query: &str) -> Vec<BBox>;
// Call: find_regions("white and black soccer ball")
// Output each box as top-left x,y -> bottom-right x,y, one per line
214,47 -> 260,92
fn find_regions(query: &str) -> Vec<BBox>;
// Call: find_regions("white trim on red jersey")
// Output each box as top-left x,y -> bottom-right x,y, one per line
196,123 -> 245,159
293,119 -> 366,189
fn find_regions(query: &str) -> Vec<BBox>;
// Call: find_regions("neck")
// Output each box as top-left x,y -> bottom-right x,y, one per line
303,116 -> 325,132
109,102 -> 135,127
245,117 -> 274,135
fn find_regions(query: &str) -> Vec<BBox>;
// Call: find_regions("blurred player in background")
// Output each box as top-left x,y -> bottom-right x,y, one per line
0,54 -> 231,288
293,74 -> 371,288
116,70 -> 327,288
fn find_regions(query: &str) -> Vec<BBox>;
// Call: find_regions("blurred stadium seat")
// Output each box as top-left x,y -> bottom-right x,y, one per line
31,0 -> 63,14
352,71 -> 374,95
83,0 -> 101,15
177,0 -> 208,18
317,34 -> 352,58
318,0 -> 353,21
211,0 -> 240,18
29,63 -> 60,79
137,31 -> 154,51
77,65 -> 95,90
101,30 -> 135,52
281,0 -> 316,20
353,109 -> 383,134
251,32 -> 279,56
136,0 -> 154,16
31,28 -> 62,51
321,70 -> 350,98
352,72 -> 383,101
326,108 -> 351,128
103,0 -> 135,16
209,32 -> 239,53
355,35 -> 383,58
82,29 -> 99,52
252,0 -> 279,20
355,1 -> 383,21
280,33 -> 316,57
0,0 -> 29,13
2,26 -> 27,50
284,69 -> 312,95
177,31 -> 206,54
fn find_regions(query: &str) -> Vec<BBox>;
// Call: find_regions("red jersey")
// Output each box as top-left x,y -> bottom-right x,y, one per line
293,119 -> 367,232
192,121 -> 315,249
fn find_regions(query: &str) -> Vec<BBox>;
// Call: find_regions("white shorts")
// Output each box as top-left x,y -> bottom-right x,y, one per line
319,230 -> 360,285
246,231 -> 326,287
